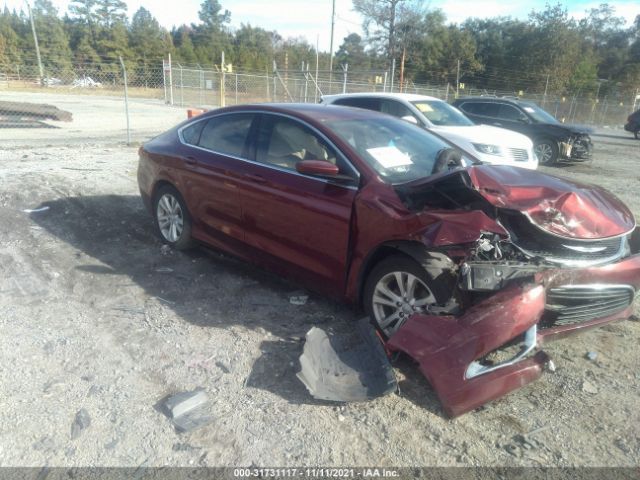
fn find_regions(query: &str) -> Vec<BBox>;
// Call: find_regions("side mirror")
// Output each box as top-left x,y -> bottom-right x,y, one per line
401,115 -> 419,125
296,159 -> 340,177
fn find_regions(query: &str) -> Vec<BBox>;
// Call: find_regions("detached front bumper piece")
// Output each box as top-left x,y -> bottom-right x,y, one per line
387,283 -> 550,417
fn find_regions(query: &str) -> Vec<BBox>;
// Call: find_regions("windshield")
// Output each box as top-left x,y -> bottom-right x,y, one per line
327,117 -> 467,183
521,103 -> 560,124
411,100 -> 474,126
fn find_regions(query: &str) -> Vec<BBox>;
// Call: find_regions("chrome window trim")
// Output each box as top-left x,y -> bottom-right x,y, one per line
177,110 -> 361,190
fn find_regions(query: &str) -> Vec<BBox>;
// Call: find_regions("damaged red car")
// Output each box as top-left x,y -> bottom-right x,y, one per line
138,104 -> 640,416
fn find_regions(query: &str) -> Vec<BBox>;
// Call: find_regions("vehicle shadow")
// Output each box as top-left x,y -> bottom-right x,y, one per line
30,194 -> 444,414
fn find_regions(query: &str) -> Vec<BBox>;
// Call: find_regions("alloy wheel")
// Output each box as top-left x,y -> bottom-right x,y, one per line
534,142 -> 554,164
156,193 -> 184,243
371,271 -> 436,337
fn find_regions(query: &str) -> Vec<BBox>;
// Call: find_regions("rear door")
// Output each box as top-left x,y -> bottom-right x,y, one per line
236,113 -> 360,296
457,101 -> 500,125
180,112 -> 256,245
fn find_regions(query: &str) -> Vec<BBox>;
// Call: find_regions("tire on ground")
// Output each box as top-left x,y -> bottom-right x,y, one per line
363,254 -> 450,340
152,184 -> 195,250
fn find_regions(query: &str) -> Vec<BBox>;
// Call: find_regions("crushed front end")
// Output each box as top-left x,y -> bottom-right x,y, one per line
560,132 -> 593,160
389,165 -> 640,416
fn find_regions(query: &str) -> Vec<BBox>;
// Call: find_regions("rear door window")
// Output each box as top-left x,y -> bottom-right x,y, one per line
198,113 -> 255,158
333,97 -> 381,112
380,99 -> 421,123
181,121 -> 205,145
460,102 -> 500,118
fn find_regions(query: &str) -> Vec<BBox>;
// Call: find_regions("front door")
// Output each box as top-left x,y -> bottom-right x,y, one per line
237,113 -> 360,296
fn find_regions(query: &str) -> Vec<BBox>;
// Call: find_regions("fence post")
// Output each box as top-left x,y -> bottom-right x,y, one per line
342,63 -> 348,94
178,64 -> 184,107
162,59 -> 167,104
168,53 -> 174,106
266,66 -> 270,102
118,56 -> 131,146
220,51 -> 226,107
235,73 -> 238,104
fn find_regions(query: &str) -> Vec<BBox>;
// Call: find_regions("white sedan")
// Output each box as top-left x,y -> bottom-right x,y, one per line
322,92 -> 538,170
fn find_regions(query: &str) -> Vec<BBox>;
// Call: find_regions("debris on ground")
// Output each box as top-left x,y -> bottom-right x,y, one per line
585,351 -> 598,361
546,360 -> 557,373
582,380 -> 599,394
22,206 -> 50,213
160,390 -> 213,433
160,245 -> 171,256
70,408 -> 91,439
297,318 -> 397,402
288,293 -> 308,305
0,101 -> 73,122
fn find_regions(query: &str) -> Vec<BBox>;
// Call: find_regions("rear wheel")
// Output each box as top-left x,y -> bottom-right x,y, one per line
153,185 -> 194,250
534,139 -> 559,165
363,255 -> 449,339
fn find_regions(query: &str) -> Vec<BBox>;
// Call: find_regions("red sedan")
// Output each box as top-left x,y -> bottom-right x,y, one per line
138,103 -> 640,416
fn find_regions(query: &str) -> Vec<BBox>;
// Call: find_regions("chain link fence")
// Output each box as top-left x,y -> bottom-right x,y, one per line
1,57 -> 638,145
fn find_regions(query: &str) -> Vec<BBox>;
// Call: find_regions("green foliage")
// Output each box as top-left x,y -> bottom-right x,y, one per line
0,0 -> 637,100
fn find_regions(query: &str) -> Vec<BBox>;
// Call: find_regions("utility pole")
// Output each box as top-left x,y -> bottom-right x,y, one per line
455,59 -> 460,98
25,1 -> 44,86
328,0 -> 336,76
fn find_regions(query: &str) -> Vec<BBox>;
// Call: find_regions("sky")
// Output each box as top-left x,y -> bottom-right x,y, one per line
3,0 -> 639,52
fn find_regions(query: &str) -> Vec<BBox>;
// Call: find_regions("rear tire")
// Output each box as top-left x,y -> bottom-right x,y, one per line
363,255 -> 449,339
152,185 -> 194,250
534,138 -> 559,165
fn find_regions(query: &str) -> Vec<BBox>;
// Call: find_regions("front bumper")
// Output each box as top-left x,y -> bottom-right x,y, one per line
388,253 -> 640,417
562,135 -> 593,160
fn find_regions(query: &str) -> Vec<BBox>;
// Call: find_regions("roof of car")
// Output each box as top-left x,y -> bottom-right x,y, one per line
322,92 -> 441,102
202,102 -> 399,124
454,96 -> 526,104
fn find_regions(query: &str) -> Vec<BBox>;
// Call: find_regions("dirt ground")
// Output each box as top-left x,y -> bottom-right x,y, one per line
0,96 -> 639,467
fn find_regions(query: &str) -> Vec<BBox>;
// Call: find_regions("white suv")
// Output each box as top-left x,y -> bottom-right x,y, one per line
321,93 -> 538,169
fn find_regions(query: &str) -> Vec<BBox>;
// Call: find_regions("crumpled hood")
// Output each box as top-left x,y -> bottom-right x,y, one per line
466,165 -> 635,239
431,125 -> 533,148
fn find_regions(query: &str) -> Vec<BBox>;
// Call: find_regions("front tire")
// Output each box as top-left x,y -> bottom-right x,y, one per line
363,255 -> 449,339
534,139 -> 559,165
152,185 -> 194,250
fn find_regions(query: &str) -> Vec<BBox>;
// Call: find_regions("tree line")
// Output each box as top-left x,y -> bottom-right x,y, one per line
0,0 -> 638,97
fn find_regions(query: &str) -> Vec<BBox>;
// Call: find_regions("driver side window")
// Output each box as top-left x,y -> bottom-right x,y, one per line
256,116 -> 336,170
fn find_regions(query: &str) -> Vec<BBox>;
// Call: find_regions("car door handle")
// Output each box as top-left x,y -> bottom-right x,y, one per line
184,156 -> 198,166
244,173 -> 266,184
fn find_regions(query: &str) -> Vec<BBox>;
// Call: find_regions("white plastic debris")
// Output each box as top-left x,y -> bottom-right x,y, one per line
23,206 -> 50,213
289,294 -> 308,305
161,389 -> 212,433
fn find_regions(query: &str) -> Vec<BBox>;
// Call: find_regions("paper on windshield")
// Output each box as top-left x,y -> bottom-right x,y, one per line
523,107 -> 535,113
367,146 -> 413,168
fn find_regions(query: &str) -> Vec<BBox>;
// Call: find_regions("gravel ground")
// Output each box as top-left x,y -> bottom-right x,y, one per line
0,97 -> 639,467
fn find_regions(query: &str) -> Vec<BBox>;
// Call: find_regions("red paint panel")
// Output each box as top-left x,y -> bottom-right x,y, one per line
387,284 -> 546,417
467,165 -> 635,239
